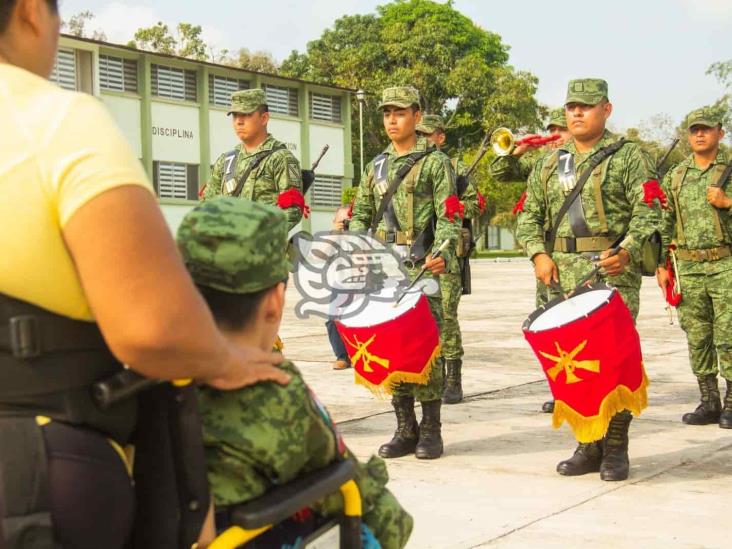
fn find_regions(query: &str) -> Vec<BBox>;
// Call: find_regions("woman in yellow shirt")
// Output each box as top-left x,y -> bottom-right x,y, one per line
0,1 -> 289,547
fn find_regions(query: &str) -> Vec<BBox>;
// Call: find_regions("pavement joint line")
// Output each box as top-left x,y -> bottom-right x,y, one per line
336,379 -> 547,426
469,439 -> 732,548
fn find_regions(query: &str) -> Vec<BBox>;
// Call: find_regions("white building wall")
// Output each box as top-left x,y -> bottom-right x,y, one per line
309,124 -> 345,176
150,102 -> 200,163
100,94 -> 142,158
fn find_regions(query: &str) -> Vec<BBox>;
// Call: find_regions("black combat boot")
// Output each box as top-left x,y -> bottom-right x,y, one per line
443,359 -> 463,405
720,380 -> 732,429
600,410 -> 632,481
542,400 -> 555,413
556,440 -> 602,476
415,400 -> 443,459
682,374 -> 721,425
378,396 -> 419,459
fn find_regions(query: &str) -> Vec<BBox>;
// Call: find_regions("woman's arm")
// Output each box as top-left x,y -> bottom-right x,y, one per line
63,185 -> 288,389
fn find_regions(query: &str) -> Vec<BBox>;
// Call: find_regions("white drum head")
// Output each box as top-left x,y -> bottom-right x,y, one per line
528,288 -> 612,332
338,288 -> 421,328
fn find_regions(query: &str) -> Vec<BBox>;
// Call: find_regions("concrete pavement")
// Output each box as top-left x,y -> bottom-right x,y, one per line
280,259 -> 732,549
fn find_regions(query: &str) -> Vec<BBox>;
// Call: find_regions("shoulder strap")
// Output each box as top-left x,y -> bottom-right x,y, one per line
711,162 -> 732,189
670,165 -> 689,245
709,162 -> 732,241
369,148 -> 436,233
545,139 -> 628,254
230,144 -> 287,198
540,152 -> 559,188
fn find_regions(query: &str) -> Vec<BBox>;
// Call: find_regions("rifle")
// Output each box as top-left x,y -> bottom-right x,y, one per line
454,130 -> 494,294
302,144 -> 330,194
656,138 -> 679,180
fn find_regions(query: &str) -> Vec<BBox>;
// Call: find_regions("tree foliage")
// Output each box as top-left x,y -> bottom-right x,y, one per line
128,22 -> 212,62
62,10 -> 107,41
280,0 -> 544,175
221,48 -> 279,74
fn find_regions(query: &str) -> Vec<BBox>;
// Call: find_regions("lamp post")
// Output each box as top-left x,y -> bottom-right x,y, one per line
356,89 -> 366,176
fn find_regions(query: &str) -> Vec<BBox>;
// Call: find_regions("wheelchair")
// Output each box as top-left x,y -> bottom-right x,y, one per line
0,370 -> 364,549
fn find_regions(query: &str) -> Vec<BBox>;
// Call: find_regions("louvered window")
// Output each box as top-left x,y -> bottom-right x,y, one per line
310,92 -> 342,123
209,75 -> 249,107
99,55 -> 138,93
311,175 -> 342,208
50,48 -> 77,91
153,161 -> 199,200
263,84 -> 298,116
151,64 -> 197,102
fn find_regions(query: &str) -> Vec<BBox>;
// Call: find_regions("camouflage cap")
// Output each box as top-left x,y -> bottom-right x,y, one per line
177,197 -> 289,294
227,88 -> 267,115
545,108 -> 568,130
685,106 -> 723,129
378,86 -> 421,110
565,78 -> 609,106
416,114 -> 445,135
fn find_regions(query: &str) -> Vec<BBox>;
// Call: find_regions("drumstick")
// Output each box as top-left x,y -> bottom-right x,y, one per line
662,287 -> 674,325
393,240 -> 451,306
565,244 -> 622,299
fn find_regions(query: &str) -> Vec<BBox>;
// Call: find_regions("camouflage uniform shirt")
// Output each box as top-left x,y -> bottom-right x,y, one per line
453,157 -> 481,220
349,136 -> 461,264
198,359 -> 413,548
516,130 -> 659,264
205,134 -> 304,230
660,150 -> 732,276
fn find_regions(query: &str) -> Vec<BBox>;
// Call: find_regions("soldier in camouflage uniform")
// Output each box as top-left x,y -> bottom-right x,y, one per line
416,114 -> 484,404
349,87 -> 462,460
516,79 -> 661,481
204,88 -> 306,230
176,197 -> 413,549
657,107 -> 732,429
491,108 -> 571,414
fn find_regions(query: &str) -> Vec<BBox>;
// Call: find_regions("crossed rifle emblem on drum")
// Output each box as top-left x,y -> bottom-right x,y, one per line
343,334 -> 390,373
539,340 -> 600,384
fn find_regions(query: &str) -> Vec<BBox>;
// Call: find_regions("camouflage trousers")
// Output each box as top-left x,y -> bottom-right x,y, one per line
545,252 -> 641,443
546,251 -> 641,321
319,455 -> 413,549
677,269 -> 732,382
392,264 -> 445,401
535,279 -> 550,309
439,269 -> 463,360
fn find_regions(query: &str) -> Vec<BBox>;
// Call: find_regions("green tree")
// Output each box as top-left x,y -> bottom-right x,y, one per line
706,59 -> 732,138
176,23 -> 207,61
62,10 -> 107,41
129,22 -> 220,63
280,0 -> 543,178
223,48 -> 279,74
130,22 -> 176,55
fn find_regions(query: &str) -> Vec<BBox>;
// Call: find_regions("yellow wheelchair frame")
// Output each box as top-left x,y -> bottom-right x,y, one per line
93,370 -> 364,549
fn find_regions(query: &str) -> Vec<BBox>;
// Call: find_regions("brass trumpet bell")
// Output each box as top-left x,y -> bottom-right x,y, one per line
490,127 -> 515,157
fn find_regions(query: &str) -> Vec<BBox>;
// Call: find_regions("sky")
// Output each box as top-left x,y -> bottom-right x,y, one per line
59,0 -> 732,134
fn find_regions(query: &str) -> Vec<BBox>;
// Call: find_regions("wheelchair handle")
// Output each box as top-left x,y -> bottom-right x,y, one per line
91,369 -> 159,410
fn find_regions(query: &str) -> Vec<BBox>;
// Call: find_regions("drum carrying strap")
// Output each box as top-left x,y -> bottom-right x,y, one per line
223,144 -> 286,198
545,139 -> 628,254
0,418 -> 56,549
557,151 -> 592,237
369,148 -> 436,233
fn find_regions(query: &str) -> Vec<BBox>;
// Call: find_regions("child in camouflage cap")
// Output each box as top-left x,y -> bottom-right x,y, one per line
176,197 -> 412,548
